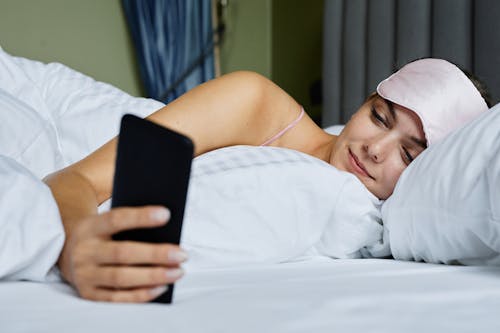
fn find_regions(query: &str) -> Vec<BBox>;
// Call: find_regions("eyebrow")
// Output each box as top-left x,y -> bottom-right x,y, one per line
380,97 -> 427,149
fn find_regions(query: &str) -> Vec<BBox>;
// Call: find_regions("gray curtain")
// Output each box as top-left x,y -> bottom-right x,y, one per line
322,0 -> 500,126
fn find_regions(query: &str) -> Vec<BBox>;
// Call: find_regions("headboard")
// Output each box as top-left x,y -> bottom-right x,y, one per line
322,0 -> 500,126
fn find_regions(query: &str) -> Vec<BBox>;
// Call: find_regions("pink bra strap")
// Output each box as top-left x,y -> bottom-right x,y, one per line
260,107 -> 305,146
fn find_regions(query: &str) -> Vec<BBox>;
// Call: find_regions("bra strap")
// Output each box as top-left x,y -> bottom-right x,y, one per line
260,107 -> 305,146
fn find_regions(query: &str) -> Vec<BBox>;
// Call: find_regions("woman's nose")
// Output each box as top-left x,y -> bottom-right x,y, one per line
363,134 -> 393,163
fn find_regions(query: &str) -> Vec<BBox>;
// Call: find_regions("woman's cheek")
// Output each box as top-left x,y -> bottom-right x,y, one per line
385,164 -> 405,192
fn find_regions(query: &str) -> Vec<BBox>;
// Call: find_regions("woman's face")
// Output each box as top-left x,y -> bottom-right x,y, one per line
329,94 -> 427,200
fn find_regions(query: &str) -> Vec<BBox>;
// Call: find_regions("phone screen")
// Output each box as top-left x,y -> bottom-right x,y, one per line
111,114 -> 194,303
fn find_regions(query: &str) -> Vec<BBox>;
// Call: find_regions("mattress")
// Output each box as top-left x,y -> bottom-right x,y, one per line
1,258 -> 500,332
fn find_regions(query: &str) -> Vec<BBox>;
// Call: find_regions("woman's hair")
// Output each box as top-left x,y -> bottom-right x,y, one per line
460,69 -> 493,108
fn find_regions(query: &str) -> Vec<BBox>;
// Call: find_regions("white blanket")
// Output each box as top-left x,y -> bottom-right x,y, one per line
0,47 -> 162,281
181,145 -> 389,270
0,155 -> 64,281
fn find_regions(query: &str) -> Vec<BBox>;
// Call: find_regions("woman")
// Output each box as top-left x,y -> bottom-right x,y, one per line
44,58 -> 491,303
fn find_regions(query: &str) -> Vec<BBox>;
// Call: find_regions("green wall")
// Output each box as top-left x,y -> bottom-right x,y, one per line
219,0 -> 272,77
220,0 -> 323,121
271,0 -> 323,122
0,0 -> 323,120
0,0 -> 143,96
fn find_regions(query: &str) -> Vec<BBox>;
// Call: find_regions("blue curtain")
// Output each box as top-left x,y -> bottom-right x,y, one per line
122,0 -> 215,103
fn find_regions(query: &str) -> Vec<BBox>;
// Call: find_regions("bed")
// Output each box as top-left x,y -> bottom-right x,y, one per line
2,258 -> 500,332
1,49 -> 499,333
2,3 -> 500,330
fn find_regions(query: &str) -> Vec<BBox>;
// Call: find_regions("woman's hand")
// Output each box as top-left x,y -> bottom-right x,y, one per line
58,205 -> 188,303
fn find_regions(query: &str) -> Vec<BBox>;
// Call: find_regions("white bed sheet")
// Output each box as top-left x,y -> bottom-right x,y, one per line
1,258 -> 500,333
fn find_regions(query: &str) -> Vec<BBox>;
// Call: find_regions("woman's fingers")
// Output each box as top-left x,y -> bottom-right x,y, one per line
81,285 -> 170,303
62,206 -> 189,303
96,241 -> 188,266
95,206 -> 170,237
90,266 -> 184,289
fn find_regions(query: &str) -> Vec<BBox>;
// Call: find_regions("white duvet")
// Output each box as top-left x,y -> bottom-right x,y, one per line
0,46 -> 162,281
181,145 -> 389,270
0,155 -> 64,281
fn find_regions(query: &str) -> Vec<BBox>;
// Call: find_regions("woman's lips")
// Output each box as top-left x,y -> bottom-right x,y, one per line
348,149 -> 374,179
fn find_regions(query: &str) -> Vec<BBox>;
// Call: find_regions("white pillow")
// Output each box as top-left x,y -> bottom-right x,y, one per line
382,103 -> 500,265
323,124 -> 344,135
0,154 -> 65,281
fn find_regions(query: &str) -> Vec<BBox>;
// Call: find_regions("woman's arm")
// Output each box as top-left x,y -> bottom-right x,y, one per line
44,71 -> 304,302
67,71 -> 302,204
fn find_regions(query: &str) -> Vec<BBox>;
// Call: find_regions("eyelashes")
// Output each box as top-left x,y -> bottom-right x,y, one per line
370,107 -> 414,164
371,107 -> 387,127
402,147 -> 414,164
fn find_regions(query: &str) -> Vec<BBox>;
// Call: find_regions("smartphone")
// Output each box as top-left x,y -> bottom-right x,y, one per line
111,114 -> 194,304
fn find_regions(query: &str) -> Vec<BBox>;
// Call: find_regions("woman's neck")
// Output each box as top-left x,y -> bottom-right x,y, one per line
308,132 -> 338,164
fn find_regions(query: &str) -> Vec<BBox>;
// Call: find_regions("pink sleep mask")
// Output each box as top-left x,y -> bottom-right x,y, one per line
376,58 -> 488,145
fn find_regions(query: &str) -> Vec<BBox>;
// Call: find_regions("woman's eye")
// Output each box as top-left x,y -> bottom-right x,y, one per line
402,147 -> 414,164
371,107 -> 387,127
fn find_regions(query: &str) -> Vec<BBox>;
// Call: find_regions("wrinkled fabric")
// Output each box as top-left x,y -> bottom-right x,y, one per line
180,145 -> 389,270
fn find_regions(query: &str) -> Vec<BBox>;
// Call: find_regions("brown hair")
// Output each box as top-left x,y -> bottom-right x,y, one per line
460,69 -> 493,108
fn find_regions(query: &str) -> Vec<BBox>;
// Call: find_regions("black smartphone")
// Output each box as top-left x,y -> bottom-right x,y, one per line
111,114 -> 194,304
